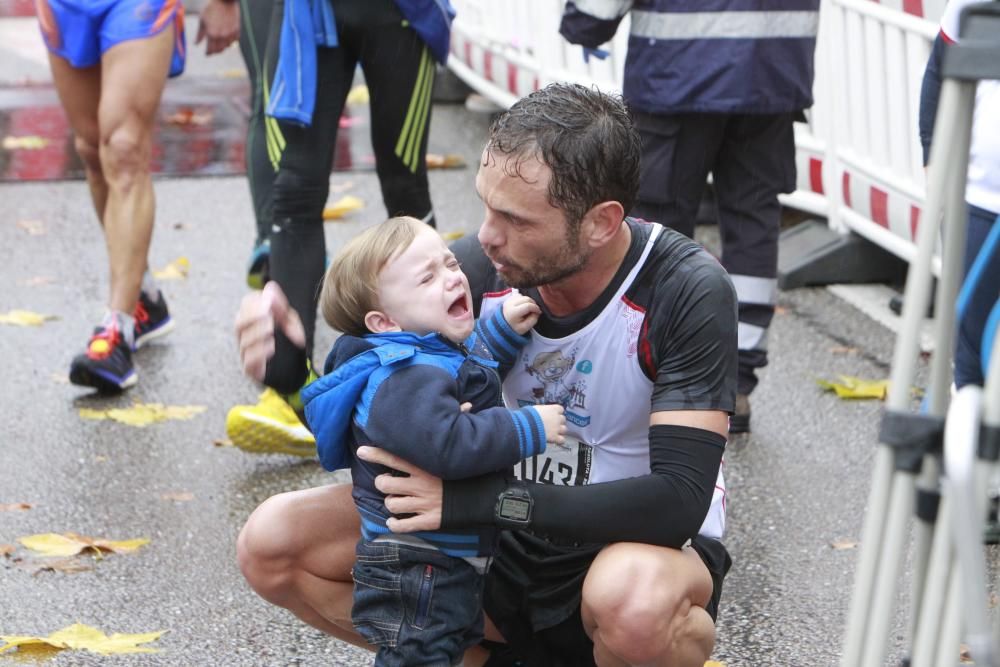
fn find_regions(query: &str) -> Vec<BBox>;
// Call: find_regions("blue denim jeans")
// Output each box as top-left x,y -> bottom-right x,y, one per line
352,539 -> 484,667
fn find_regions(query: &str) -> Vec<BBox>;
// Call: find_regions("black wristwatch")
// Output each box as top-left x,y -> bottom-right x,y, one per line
494,482 -> 533,528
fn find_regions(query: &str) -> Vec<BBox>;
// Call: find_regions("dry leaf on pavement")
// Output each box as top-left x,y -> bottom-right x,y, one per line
22,557 -> 94,575
426,153 -> 466,169
346,84 -> 369,105
16,220 -> 45,235
0,503 -> 32,512
0,310 -> 58,326
153,257 -> 190,280
79,402 -> 206,427
164,108 -> 212,126
323,195 -> 364,221
816,375 -> 889,400
830,539 -> 858,550
161,492 -> 194,502
0,623 -> 164,655
18,276 -> 55,287
2,135 -> 50,150
18,532 -> 149,558
0,544 -> 15,556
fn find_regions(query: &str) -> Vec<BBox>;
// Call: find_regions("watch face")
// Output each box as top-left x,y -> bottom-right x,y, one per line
499,496 -> 530,522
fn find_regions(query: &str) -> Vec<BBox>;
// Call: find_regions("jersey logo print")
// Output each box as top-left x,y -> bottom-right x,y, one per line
520,349 -> 589,427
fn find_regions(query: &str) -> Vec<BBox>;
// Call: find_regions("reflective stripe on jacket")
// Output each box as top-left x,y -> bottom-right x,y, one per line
561,0 -> 819,114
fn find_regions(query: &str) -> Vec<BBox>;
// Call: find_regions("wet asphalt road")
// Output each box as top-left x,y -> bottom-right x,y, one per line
0,16 -> 952,667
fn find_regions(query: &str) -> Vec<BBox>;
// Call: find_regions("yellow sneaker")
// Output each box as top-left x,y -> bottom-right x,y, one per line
226,388 -> 316,457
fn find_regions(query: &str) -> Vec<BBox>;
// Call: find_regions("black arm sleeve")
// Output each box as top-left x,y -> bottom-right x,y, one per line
441,424 -> 725,547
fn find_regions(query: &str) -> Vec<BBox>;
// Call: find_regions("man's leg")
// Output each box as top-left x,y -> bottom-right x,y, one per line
345,0 -> 436,226
713,113 -> 795,431
629,112 -> 723,239
238,0 -> 282,287
97,26 -> 173,315
47,55 -> 106,222
236,483 -> 370,649
581,543 -> 715,667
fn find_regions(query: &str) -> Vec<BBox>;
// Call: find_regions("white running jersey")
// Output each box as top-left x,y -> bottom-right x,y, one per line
481,224 -> 727,540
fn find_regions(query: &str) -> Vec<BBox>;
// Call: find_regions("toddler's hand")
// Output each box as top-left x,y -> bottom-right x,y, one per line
503,295 -> 541,335
534,404 -> 567,446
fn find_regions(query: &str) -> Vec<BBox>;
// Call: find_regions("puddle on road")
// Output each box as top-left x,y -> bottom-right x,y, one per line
0,80 -> 375,182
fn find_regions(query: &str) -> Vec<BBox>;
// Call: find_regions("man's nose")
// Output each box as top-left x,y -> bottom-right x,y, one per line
478,213 -> 503,249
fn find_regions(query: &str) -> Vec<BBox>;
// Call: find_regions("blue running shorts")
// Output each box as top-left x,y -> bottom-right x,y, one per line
36,0 -> 186,77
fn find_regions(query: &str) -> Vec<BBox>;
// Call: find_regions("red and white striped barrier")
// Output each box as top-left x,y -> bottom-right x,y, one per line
447,0 -> 944,275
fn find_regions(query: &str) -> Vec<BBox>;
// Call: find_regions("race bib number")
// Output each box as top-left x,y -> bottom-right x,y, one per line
515,437 -> 593,486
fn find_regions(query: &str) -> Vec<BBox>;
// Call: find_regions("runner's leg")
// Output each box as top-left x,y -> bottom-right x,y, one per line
237,483 -> 370,648
347,0 -> 436,226
264,32 -> 353,394
48,55 -> 106,222
97,25 -> 173,313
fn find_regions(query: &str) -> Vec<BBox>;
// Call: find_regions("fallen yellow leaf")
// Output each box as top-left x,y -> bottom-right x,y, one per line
0,310 -> 58,326
426,153 -> 466,169
161,492 -> 194,502
153,256 -> 189,280
323,195 -> 364,220
78,402 -> 206,427
346,84 -> 369,105
18,532 -> 149,557
217,68 -> 246,79
0,623 -> 164,655
440,231 -> 465,242
816,375 -> 889,400
705,661 -> 727,667
3,135 -> 50,150
213,438 -> 234,448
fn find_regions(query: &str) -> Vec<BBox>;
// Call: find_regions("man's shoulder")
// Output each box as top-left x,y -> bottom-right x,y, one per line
630,222 -> 732,307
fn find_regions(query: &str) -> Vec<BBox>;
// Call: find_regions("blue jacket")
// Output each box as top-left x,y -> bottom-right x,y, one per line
268,0 -> 455,125
302,308 -> 545,557
560,0 -> 819,114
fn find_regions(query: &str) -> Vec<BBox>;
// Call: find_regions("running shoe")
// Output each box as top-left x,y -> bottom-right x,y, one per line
226,388 -> 316,457
246,239 -> 270,290
133,290 -> 175,350
69,323 -> 137,392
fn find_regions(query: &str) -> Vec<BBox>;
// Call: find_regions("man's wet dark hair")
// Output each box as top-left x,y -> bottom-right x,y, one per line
484,83 -> 641,227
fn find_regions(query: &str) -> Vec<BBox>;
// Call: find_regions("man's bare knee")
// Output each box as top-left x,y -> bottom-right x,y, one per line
237,493 -> 304,600
583,543 -> 713,665
99,126 -> 148,191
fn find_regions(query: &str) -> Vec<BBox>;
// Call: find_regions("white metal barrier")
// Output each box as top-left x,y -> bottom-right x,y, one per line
446,0 -> 946,274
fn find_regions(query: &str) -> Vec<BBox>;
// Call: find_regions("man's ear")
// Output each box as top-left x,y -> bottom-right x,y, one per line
364,310 -> 401,334
581,200 -> 626,248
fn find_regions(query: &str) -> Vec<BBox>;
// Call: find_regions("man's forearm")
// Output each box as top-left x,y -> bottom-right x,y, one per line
441,424 -> 725,547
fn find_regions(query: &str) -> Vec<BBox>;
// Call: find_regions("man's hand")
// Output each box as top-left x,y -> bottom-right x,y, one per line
234,282 -> 306,382
196,0 -> 240,56
356,446 -> 443,533
502,294 -> 541,335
